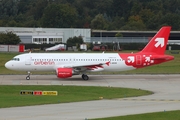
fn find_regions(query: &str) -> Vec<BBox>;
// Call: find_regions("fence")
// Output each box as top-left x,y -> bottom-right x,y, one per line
85,37 -> 149,43
0,45 -> 24,52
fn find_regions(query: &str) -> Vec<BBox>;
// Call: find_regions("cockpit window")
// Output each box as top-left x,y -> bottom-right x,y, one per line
11,58 -> 20,61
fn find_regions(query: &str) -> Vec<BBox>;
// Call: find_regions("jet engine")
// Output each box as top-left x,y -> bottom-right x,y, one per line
56,68 -> 73,78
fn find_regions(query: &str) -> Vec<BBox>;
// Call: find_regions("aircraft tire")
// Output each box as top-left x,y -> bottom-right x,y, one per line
82,75 -> 89,81
26,76 -> 30,80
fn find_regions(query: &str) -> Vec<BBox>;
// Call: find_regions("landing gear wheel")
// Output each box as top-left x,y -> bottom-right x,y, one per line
82,74 -> 84,78
82,74 -> 89,80
26,76 -> 30,80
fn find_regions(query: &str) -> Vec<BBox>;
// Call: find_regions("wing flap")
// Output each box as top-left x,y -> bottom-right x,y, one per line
53,61 -> 110,70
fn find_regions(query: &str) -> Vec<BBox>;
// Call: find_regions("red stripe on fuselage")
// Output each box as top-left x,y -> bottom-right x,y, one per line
118,53 -> 173,69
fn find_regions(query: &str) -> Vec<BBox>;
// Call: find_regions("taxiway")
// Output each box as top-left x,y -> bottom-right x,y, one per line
0,74 -> 180,120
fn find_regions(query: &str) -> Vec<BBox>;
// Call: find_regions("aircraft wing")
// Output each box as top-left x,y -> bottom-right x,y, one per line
53,61 -> 110,70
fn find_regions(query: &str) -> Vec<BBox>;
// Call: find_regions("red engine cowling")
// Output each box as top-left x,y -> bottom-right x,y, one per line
56,68 -> 73,78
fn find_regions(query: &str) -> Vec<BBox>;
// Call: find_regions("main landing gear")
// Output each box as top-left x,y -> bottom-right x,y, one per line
25,72 -> 89,81
82,74 -> 89,80
26,71 -> 31,80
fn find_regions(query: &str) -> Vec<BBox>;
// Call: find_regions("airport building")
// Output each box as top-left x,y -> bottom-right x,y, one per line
0,27 -> 91,44
0,27 -> 180,45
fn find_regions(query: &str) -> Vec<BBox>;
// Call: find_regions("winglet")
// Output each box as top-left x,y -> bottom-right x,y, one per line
140,26 -> 171,55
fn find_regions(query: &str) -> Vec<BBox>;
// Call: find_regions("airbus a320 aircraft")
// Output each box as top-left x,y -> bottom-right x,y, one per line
5,26 -> 174,80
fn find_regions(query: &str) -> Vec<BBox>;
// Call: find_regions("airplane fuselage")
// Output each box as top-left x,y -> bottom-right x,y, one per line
5,52 -> 173,72
5,53 -> 134,72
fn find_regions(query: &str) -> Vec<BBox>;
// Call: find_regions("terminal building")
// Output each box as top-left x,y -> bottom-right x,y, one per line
0,27 -> 91,44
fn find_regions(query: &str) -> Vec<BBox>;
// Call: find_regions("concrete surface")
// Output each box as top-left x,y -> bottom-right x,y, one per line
0,74 -> 180,120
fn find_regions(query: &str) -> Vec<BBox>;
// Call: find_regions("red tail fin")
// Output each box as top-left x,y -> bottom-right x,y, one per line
140,26 -> 171,55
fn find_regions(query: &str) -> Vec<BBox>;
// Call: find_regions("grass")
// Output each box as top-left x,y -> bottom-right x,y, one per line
91,110 -> 180,120
0,50 -> 180,74
0,52 -> 18,74
0,85 -> 152,108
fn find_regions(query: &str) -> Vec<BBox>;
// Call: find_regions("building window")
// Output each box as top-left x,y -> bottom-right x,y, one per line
33,38 -> 47,44
49,38 -> 62,44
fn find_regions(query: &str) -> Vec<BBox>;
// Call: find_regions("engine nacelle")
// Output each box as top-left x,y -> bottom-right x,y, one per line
56,68 -> 73,78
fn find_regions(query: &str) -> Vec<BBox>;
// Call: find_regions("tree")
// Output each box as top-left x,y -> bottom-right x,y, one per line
0,0 -> 19,19
91,14 -> 108,30
1,0 -> 180,30
115,32 -> 123,37
27,0 -> 48,20
139,9 -> 154,24
41,3 -> 78,28
112,0 -> 130,18
121,15 -> 146,30
160,13 -> 180,30
0,32 -> 21,45
95,0 -> 113,15
111,16 -> 125,30
146,12 -> 163,30
66,36 -> 84,49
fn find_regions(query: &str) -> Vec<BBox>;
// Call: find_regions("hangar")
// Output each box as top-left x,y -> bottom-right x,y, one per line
92,29 -> 180,39
0,27 -> 91,44
90,29 -> 180,45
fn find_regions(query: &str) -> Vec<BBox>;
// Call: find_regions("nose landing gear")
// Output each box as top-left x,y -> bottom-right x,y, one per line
26,71 -> 31,80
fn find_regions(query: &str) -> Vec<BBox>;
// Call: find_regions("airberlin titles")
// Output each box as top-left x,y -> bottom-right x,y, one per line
34,60 -> 55,65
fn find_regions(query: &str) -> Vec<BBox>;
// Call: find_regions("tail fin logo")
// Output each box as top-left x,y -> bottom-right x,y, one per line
155,38 -> 164,48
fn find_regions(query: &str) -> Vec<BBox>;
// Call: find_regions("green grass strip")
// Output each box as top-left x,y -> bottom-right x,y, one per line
0,85 -> 152,108
91,110 -> 180,120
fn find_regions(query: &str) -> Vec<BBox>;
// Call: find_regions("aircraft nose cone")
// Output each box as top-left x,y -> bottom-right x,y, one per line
5,61 -> 11,70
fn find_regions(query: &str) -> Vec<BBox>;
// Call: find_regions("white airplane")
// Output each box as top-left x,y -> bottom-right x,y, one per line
5,26 -> 174,80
